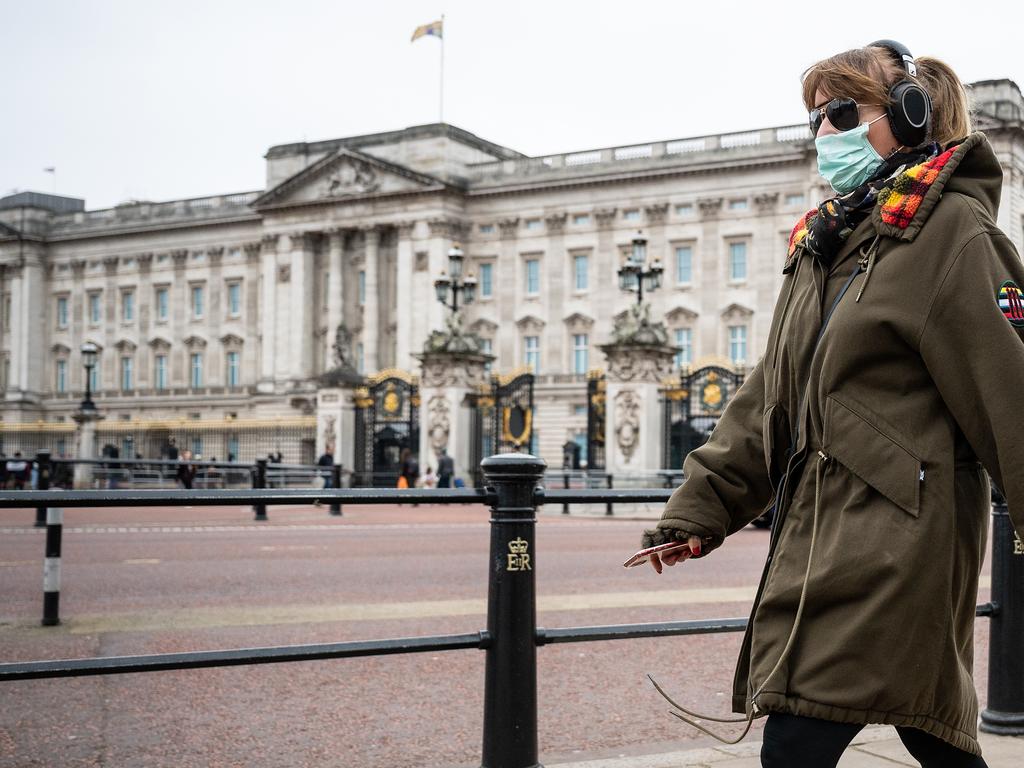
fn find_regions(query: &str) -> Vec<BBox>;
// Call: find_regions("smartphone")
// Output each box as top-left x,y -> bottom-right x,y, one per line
622,541 -> 692,569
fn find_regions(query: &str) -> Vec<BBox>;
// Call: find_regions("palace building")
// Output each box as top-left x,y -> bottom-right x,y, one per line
2,79 -> 1022,469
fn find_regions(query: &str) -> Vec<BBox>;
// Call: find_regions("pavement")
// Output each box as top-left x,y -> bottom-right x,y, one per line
0,501 -> 1017,767
547,726 -> 1022,767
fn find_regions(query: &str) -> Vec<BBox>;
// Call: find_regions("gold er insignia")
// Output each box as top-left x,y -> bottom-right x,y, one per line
507,537 -> 532,571
1014,532 -> 1023,556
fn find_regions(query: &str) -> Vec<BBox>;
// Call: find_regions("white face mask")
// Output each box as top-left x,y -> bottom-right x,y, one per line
815,116 -> 886,194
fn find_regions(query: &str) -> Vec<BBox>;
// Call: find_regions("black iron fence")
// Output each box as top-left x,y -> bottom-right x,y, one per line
0,454 -> 1021,768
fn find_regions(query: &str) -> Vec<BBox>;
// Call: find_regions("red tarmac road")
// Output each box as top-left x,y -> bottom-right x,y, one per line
0,503 -> 993,768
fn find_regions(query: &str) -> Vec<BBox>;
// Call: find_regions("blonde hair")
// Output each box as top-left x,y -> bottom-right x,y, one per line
801,46 -> 972,146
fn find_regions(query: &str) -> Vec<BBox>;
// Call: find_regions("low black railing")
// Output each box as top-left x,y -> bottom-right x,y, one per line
1,454 -> 1021,768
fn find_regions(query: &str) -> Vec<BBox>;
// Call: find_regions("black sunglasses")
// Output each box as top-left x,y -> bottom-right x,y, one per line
809,98 -> 882,136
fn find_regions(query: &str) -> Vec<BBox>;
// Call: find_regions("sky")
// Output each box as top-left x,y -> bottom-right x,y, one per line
2,0 -> 1022,210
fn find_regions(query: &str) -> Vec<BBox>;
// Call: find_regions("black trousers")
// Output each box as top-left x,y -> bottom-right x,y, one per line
761,713 -> 989,768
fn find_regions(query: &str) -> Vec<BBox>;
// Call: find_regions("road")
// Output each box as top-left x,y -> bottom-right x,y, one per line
0,502 -> 994,768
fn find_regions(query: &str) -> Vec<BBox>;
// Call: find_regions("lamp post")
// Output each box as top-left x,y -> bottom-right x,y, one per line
434,244 -> 478,316
80,341 -> 98,411
617,230 -> 663,306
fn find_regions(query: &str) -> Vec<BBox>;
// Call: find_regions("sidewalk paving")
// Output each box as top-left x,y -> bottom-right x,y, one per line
547,727 -> 1022,767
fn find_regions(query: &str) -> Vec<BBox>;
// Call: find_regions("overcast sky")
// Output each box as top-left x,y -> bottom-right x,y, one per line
3,0 -> 1021,210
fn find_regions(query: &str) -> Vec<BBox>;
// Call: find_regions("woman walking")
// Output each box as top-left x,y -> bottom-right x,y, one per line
641,40 -> 1024,767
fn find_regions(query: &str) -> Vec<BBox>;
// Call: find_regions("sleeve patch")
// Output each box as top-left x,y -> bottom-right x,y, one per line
998,281 -> 1024,327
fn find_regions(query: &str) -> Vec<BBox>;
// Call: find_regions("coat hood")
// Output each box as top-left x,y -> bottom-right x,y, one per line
873,131 -> 1002,242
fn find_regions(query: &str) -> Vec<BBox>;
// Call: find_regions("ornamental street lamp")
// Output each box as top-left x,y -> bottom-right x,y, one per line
80,341 -> 98,411
434,243 -> 478,315
617,230 -> 663,306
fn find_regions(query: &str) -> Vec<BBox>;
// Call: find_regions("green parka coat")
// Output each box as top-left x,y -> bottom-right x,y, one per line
651,132 -> 1024,756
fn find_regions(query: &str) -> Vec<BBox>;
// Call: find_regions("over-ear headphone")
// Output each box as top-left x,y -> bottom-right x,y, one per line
867,39 -> 932,147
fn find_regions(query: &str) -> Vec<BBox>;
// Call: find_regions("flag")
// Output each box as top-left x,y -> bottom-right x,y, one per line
43,167 -> 55,173
411,19 -> 442,42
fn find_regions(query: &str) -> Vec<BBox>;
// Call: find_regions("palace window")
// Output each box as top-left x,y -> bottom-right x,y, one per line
154,354 -> 168,390
55,359 -> 67,393
121,356 -> 134,391
729,242 -> 748,282
226,351 -> 240,387
573,254 -> 589,291
88,292 -> 102,324
675,245 -> 693,285
675,203 -> 693,216
674,328 -> 693,368
729,198 -> 748,211
56,296 -> 68,329
122,290 -> 135,323
623,209 -> 640,221
525,259 -> 540,296
572,333 -> 589,375
190,353 -> 203,388
785,193 -> 806,207
155,287 -> 169,321
525,218 -> 542,230
191,285 -> 204,318
358,271 -> 366,305
729,325 -> 748,365
573,214 -> 590,226
480,263 -> 493,298
356,342 -> 365,373
88,361 -> 99,393
524,335 -> 540,373
227,282 -> 242,317
479,224 -> 495,234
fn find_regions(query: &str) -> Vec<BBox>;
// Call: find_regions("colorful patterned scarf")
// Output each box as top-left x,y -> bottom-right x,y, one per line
786,143 -> 942,271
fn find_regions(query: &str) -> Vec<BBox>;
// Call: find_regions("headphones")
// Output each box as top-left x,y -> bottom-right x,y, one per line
867,39 -> 932,147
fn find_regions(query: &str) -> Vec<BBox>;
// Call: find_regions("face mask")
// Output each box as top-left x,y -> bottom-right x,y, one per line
815,120 -> 884,194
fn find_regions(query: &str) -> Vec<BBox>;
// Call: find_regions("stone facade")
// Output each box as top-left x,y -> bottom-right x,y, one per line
2,80 -> 1023,469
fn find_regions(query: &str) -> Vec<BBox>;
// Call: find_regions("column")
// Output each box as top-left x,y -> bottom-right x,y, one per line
417,349 -> 491,477
243,242 -> 262,387
135,253 -> 153,388
289,232 -> 314,381
102,256 -> 119,391
395,221 -> 416,370
258,234 -> 277,391
496,218 -> 520,367
325,229 -> 344,367
697,198 -> 723,358
170,250 -> 188,388
593,208 -> 618,346
363,226 -> 380,374
207,247 -> 224,385
544,212 -> 567,371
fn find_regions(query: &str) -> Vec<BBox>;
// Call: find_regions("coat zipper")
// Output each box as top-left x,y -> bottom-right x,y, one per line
740,261 -> 867,704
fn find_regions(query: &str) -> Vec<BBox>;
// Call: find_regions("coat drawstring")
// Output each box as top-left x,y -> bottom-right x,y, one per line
647,450 -> 830,744
855,234 -> 882,303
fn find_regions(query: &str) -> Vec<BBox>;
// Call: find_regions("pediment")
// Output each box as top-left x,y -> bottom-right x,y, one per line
721,302 -> 754,320
220,333 -> 245,347
253,148 -> 447,209
515,314 -> 546,332
665,305 -> 699,324
563,312 -> 595,330
470,318 -> 499,335
183,334 -> 208,349
149,336 -> 172,350
114,339 -> 137,353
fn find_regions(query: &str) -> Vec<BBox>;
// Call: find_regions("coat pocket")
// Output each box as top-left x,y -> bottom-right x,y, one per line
823,395 -> 922,517
762,402 -> 790,492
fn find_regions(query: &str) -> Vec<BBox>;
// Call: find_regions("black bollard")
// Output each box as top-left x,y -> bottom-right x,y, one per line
34,450 -> 51,527
605,474 -> 614,516
480,452 -> 546,768
253,459 -> 268,521
42,507 -> 63,626
562,471 -> 570,515
980,487 -> 1024,735
329,463 -> 343,516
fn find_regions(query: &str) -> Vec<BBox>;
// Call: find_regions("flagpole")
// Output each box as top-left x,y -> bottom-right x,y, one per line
439,14 -> 445,124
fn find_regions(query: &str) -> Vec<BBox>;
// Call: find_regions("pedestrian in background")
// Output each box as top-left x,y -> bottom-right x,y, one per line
436,449 -> 454,488
640,40 -> 1023,768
